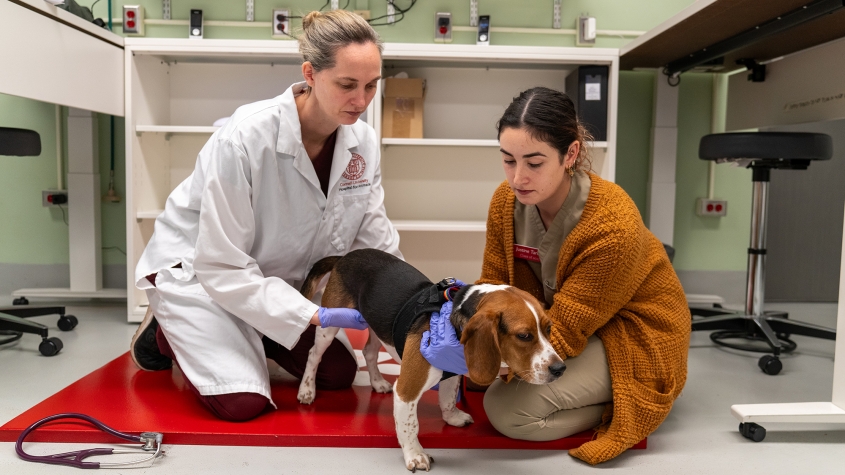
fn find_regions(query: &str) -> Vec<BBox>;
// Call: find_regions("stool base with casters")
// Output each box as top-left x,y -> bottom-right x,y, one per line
691,132 -> 837,375
691,308 -> 834,375
0,305 -> 78,356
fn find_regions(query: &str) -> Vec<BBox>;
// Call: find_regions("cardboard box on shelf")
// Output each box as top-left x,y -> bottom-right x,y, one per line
382,78 -> 425,138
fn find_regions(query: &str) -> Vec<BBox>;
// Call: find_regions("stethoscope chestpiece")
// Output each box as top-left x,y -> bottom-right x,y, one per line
139,432 -> 163,451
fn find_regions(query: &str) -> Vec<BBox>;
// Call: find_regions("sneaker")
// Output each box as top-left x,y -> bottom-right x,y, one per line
130,307 -> 172,371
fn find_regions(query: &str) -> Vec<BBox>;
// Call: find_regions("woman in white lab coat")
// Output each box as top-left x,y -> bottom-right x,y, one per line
130,10 -> 400,421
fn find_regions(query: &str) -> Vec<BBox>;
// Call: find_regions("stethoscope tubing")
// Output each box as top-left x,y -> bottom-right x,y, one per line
16,413 -> 148,469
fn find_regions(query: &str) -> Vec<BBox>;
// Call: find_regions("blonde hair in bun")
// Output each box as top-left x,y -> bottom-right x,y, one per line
299,9 -> 383,73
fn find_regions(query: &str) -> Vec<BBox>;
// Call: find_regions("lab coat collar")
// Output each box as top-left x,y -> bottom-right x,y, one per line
276,82 -> 361,196
276,82 -> 307,157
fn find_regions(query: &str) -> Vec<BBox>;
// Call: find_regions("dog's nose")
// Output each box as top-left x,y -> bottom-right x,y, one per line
548,361 -> 566,378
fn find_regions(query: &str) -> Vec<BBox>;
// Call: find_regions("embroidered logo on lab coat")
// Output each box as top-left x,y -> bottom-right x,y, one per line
342,153 -> 366,180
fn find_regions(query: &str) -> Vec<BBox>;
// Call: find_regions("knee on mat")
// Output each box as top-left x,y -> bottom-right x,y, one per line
482,383 -> 541,440
315,356 -> 358,390
204,392 -> 269,422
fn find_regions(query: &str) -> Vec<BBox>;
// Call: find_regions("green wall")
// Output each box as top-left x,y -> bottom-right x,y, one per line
0,96 -> 67,264
672,74 -> 751,271
0,98 -> 127,266
91,0 -> 691,48
5,0 -> 721,274
615,70 -> 655,218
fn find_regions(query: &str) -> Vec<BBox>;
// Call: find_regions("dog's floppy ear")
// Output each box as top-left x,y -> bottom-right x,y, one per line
460,311 -> 502,386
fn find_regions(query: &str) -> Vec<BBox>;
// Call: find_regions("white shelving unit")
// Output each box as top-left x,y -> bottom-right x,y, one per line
372,43 -> 618,283
392,220 -> 487,232
124,38 -> 618,322
136,125 -> 220,135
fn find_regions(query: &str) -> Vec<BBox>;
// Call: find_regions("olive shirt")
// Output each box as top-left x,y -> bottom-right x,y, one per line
513,170 -> 591,306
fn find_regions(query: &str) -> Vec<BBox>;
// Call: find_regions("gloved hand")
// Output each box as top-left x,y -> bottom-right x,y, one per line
317,307 -> 368,330
420,301 -> 468,375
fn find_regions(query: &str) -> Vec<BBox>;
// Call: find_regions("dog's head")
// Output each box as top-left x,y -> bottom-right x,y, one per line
453,285 -> 565,386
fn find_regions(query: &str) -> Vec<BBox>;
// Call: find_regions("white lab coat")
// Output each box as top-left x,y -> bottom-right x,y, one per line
135,82 -> 401,398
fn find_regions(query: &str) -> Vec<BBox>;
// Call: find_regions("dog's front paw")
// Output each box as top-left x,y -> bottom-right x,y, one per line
404,450 -> 433,472
371,377 -> 393,394
442,408 -> 474,427
297,377 -> 316,404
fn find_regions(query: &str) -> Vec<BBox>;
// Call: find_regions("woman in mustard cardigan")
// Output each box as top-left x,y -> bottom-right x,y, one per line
478,86 -> 690,464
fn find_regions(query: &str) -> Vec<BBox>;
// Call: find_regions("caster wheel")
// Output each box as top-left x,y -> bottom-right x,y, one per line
758,355 -> 782,375
39,337 -> 63,357
739,422 -> 766,442
58,315 -> 78,331
13,297 -> 29,305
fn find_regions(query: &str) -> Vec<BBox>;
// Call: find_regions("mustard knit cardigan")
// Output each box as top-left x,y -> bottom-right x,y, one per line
479,174 -> 691,465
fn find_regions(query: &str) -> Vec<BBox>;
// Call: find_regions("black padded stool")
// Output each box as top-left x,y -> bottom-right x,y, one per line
691,132 -> 836,375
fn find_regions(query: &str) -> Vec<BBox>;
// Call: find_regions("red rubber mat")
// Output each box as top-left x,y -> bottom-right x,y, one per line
1,330 -> 645,450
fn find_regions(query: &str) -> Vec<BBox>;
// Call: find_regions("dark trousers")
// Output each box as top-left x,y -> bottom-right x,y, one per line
155,323 -> 358,421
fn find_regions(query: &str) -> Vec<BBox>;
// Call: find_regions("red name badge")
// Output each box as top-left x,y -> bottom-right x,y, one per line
513,244 -> 540,263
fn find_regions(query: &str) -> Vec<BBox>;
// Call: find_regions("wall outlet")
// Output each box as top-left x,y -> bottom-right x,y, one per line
435,12 -> 452,43
272,9 -> 290,38
576,16 -> 596,46
387,1 -> 395,24
696,198 -> 728,217
42,190 -> 68,207
122,5 -> 144,36
469,0 -> 478,27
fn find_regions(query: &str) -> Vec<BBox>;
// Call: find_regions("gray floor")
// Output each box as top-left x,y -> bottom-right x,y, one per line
0,301 -> 841,474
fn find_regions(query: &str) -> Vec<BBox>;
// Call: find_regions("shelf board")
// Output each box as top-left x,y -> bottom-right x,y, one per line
382,138 -> 608,149
136,125 -> 219,136
137,212 -> 484,232
11,288 -> 127,299
382,138 -> 498,147
392,220 -> 486,232
136,210 -> 163,220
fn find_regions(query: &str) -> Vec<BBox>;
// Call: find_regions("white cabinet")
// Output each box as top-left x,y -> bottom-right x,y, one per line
374,43 -> 618,289
124,39 -> 618,322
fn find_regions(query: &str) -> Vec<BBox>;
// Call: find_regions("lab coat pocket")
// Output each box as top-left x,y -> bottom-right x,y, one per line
331,194 -> 369,252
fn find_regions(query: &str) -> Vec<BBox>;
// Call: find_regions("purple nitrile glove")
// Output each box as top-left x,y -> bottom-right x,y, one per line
317,307 -> 368,330
420,300 -> 468,375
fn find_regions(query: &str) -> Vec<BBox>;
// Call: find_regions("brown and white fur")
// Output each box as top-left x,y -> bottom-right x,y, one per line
297,249 -> 565,471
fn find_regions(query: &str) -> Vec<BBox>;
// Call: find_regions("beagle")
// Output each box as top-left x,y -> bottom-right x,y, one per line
297,248 -> 565,472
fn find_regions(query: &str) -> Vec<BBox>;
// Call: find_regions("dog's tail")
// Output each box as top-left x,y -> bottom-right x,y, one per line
300,256 -> 343,300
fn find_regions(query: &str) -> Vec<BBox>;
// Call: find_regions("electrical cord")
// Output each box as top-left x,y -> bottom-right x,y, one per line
55,204 -> 126,256
102,246 -> 127,256
58,204 -> 69,226
368,0 -> 417,27
281,0 -> 416,39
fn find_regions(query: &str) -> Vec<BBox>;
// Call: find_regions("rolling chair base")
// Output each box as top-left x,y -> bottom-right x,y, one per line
692,308 -> 836,375
0,305 -> 77,356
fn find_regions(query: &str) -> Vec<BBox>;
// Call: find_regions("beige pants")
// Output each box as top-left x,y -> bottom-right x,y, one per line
483,336 -> 612,441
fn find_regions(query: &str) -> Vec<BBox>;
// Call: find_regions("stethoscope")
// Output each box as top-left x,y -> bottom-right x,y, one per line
16,413 -> 165,469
